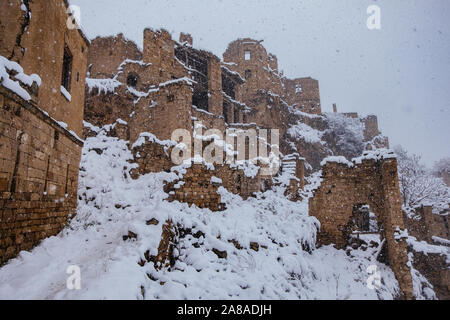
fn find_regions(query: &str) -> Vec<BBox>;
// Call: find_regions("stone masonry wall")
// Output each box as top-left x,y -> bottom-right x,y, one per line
0,86 -> 82,265
88,34 -> 142,79
362,115 -> 381,141
404,205 -> 450,243
0,0 -> 89,137
309,155 -> 413,299
85,29 -> 191,143
223,38 -> 284,101
411,250 -> 450,300
283,77 -> 322,115
164,163 -> 267,212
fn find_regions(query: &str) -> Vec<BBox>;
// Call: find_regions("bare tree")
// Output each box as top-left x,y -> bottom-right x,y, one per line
432,157 -> 450,177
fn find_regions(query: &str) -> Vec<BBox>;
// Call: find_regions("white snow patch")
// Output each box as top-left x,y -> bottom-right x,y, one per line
288,122 -> 324,145
0,55 -> 41,101
86,78 -> 122,94
60,86 -> 72,101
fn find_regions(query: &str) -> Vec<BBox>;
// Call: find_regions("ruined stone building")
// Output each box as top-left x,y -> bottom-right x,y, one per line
0,2 -> 448,299
0,0 -> 89,264
308,151 -> 414,299
84,30 -> 307,208
332,103 -> 390,150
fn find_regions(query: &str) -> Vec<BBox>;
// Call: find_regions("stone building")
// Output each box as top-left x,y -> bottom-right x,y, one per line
223,38 -> 322,115
84,30 -> 288,209
404,206 -> 449,243
332,103 -> 390,149
0,0 -> 89,264
309,151 -> 414,299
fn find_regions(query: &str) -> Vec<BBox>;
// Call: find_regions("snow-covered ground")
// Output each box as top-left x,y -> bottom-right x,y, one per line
0,128 -> 419,300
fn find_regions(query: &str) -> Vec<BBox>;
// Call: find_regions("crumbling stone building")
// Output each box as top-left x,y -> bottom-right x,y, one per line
332,103 -> 390,150
404,205 -> 449,243
0,0 -> 89,264
84,30 -> 396,211
309,151 -> 414,299
223,39 -> 322,116
84,30 -> 295,208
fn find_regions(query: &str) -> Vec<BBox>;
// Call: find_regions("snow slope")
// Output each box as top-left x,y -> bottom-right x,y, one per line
0,128 -> 404,300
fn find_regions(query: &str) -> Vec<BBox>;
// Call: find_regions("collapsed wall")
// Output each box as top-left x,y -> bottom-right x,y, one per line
404,206 -> 450,243
309,151 -> 414,299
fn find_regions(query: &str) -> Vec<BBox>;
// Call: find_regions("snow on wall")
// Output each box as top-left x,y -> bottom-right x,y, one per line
320,156 -> 354,168
0,55 -> 41,101
86,78 -> 122,94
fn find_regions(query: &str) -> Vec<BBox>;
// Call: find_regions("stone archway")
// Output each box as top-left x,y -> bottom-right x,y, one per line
309,152 -> 414,299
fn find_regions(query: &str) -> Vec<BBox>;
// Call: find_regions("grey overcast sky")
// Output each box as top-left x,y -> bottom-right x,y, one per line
71,0 -> 449,167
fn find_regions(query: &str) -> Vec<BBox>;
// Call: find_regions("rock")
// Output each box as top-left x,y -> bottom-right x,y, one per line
250,242 -> 259,252
154,220 -> 176,270
123,231 -> 138,241
212,248 -> 227,259
146,218 -> 159,225
229,239 -> 243,250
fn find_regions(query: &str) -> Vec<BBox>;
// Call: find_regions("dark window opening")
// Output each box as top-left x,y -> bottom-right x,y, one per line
349,204 -> 380,233
223,101 -> 230,123
61,46 -> 73,91
174,47 -> 209,112
245,69 -> 252,79
53,130 -> 59,149
234,107 -> 240,123
167,94 -> 175,102
127,73 -> 139,88
192,91 -> 209,111
222,74 -> 236,100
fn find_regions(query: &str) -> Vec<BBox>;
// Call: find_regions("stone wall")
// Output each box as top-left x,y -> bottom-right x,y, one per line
410,250 -> 450,300
309,153 -> 413,299
164,163 -> 268,211
0,0 -> 87,265
165,164 -> 225,212
404,206 -> 450,242
223,38 -> 284,101
442,171 -> 450,187
143,29 -> 188,84
0,0 -> 89,137
283,77 -> 322,115
362,115 -> 381,141
130,80 -> 193,142
88,34 -> 142,79
0,86 -> 82,265
85,30 -> 192,143
223,39 -> 322,116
